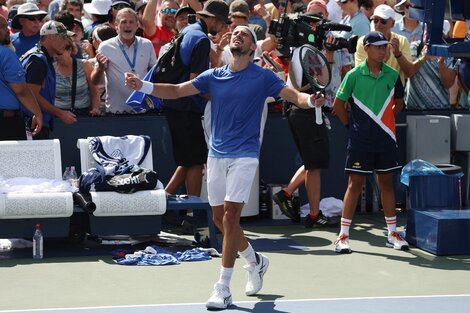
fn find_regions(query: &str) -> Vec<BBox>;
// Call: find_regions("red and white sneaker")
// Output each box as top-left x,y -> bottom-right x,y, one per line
386,231 -> 409,251
334,233 -> 352,254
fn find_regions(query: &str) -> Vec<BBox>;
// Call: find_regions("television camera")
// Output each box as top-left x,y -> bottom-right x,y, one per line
268,12 -> 358,55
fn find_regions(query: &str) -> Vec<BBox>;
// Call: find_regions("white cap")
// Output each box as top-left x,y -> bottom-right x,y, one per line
372,4 -> 400,21
84,0 -> 112,15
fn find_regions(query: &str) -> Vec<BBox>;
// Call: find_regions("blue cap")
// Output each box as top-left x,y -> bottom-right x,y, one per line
363,31 -> 389,47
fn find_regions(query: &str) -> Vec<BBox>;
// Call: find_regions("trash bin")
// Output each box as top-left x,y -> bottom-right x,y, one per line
408,163 -> 463,210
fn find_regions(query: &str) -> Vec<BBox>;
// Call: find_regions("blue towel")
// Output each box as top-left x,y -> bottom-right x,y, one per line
126,65 -> 163,113
115,246 -> 212,266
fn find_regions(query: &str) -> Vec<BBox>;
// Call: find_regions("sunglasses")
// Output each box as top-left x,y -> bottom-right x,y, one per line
372,18 -> 388,25
160,8 -> 177,15
24,15 -> 43,21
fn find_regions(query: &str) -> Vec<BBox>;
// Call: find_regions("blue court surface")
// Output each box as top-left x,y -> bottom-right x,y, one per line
2,295 -> 469,313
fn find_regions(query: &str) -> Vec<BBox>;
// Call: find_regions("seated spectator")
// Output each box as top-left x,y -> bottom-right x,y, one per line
142,0 -> 178,56
10,3 -> 47,57
54,39 -> 101,116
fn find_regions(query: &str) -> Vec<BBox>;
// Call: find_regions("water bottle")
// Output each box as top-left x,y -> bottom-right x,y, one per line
62,166 -> 70,180
32,223 -> 43,259
69,166 -> 78,188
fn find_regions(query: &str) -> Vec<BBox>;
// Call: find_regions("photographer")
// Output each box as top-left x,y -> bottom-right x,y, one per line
272,0 -> 352,227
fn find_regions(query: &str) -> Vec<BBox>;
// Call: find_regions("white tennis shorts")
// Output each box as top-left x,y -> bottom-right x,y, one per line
207,157 -> 259,206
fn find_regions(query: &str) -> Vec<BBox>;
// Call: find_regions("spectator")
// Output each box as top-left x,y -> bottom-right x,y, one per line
87,23 -> 117,113
230,0 -> 265,41
332,31 -> 408,254
61,0 -> 83,19
1,0 -> 8,20
355,4 -> 415,84
54,10 -> 85,58
134,0 -> 147,37
155,4 -> 196,59
161,0 -> 231,231
0,15 -> 42,140
142,0 -> 178,56
326,0 -> 342,23
90,8 -> 156,114
54,39 -> 101,116
125,24 -> 326,311
21,20 -> 77,139
31,0 -> 52,14
335,0 -> 370,39
10,3 -> 47,57
83,0 -> 112,39
109,0 -> 133,25
273,0 -> 348,227
245,0 -> 269,34
392,0 -> 423,44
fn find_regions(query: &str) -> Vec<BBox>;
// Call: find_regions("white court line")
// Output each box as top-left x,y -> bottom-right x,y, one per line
1,294 -> 470,313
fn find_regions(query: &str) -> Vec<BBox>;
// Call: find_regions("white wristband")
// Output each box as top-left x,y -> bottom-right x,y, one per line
307,96 -> 315,108
139,81 -> 154,95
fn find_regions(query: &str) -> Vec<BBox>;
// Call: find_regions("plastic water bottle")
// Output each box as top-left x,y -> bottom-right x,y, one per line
69,166 -> 78,188
62,166 -> 70,180
33,223 -> 43,259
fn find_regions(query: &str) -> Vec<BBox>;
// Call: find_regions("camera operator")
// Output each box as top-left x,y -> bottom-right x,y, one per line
272,0 -> 352,227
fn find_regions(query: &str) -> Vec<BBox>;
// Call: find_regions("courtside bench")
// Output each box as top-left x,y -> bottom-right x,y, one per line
77,137 -> 218,248
0,140 -> 73,238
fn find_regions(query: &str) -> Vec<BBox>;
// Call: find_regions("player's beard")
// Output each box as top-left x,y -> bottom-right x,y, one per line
230,45 -> 250,58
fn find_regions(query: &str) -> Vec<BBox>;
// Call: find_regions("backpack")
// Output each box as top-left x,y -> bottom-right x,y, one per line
152,32 -> 188,84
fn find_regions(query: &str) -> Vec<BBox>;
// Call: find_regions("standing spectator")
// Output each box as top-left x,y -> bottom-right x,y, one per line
109,0 -> 133,25
335,0 -> 370,39
392,0 -> 423,45
0,15 -> 42,140
332,31 -> 408,254
162,0 -> 231,230
1,0 -> 8,20
83,0 -> 112,39
87,23 -> 117,113
34,0 -> 52,14
142,0 -> 178,56
273,0 -> 349,227
90,8 -> 156,114
10,3 -> 47,57
54,39 -> 101,116
355,4 -> 414,85
125,25 -> 326,310
134,0 -> 148,37
21,20 -> 77,139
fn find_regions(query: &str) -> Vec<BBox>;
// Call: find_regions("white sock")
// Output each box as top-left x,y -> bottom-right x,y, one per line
385,216 -> 397,234
239,242 -> 257,265
340,218 -> 352,236
217,266 -> 233,287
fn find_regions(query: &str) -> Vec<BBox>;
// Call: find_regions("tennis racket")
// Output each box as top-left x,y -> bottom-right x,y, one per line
298,45 -> 331,125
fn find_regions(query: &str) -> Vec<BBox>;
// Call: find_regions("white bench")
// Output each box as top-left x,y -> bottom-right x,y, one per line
77,137 -> 166,236
0,140 -> 73,238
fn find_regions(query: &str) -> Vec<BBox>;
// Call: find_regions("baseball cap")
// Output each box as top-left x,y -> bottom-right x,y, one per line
176,6 -> 196,18
198,0 -> 231,24
233,25 -> 257,44
134,0 -> 148,12
372,4 -> 400,21
40,20 -> 75,37
111,0 -> 132,8
229,0 -> 250,18
11,3 -> 48,30
363,31 -> 389,46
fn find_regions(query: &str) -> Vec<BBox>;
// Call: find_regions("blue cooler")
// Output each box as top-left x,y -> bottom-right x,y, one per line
406,164 -> 464,249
